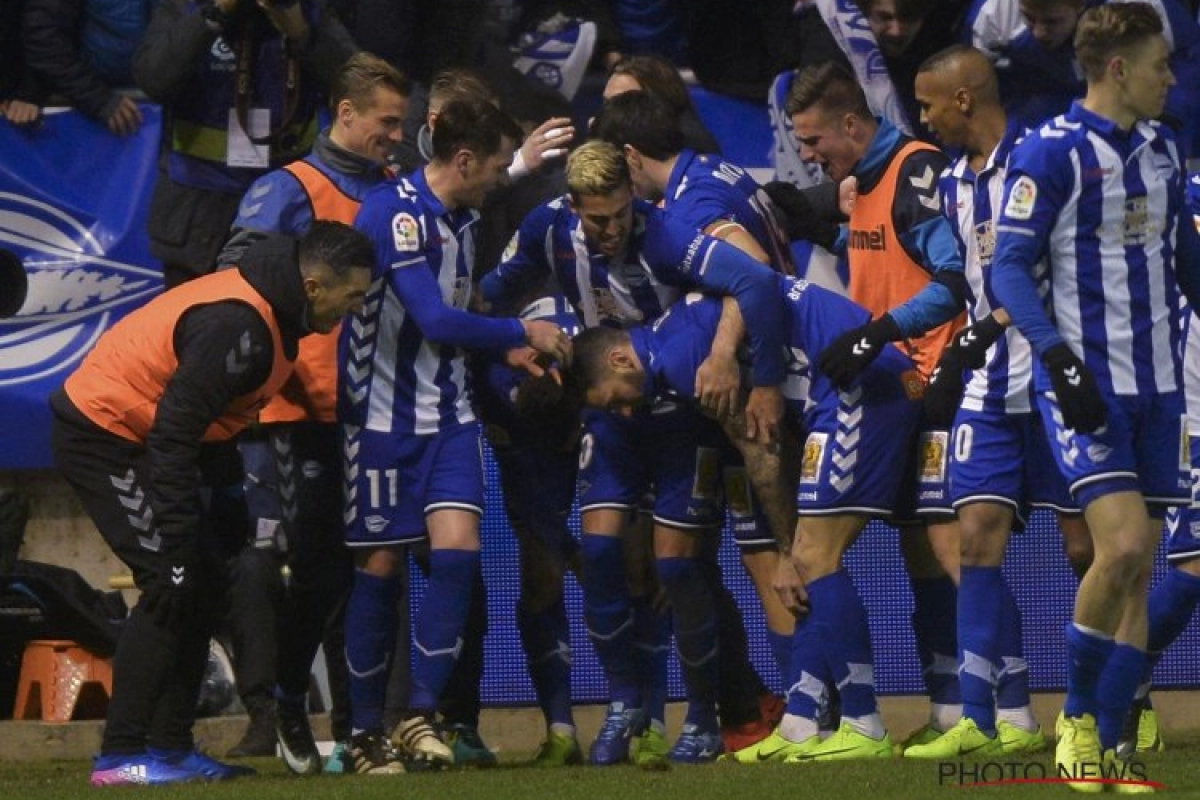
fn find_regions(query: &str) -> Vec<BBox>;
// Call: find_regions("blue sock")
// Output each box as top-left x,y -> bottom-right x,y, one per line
1064,623 -> 1116,719
1147,568 -> 1200,653
1136,568 -> 1200,693
345,570 -> 401,732
518,598 -> 574,728
786,610 -> 830,721
995,577 -> 1032,714
810,570 -> 877,719
580,534 -> 640,708
410,549 -> 479,712
957,566 -> 1002,733
657,556 -> 719,731
911,575 -> 960,706
768,629 -> 793,692
632,594 -> 669,725
1096,644 -> 1145,751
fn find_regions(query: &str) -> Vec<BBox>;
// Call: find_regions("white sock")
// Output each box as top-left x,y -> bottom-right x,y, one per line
843,713 -> 886,740
779,713 -> 819,742
931,703 -> 962,732
996,707 -> 1038,732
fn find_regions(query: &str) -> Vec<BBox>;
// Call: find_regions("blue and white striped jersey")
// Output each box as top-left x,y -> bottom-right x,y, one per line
940,123 -> 1035,414
342,170 -> 526,436
992,103 -> 1186,396
481,196 -> 679,329
664,149 -> 796,274
482,196 -> 787,385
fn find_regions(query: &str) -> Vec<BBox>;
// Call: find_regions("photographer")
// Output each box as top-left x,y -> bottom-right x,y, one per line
132,0 -> 355,287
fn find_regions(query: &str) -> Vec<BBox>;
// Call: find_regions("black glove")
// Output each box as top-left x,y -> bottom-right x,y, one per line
763,181 -> 841,251
142,549 -> 199,631
923,353 -> 967,429
1042,343 -> 1106,434
947,314 -> 1006,370
817,314 -> 901,389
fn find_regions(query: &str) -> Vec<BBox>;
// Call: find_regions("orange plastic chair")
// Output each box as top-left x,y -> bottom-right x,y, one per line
13,639 -> 113,721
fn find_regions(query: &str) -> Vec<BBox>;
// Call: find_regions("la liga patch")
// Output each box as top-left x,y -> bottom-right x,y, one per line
1004,176 -> 1037,220
391,212 -> 420,253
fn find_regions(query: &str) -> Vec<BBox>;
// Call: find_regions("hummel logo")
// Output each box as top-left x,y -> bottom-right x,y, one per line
171,566 -> 186,586
851,338 -> 872,355
1064,366 -> 1081,386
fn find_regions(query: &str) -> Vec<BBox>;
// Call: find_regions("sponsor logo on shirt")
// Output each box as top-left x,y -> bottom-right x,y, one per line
847,224 -> 887,251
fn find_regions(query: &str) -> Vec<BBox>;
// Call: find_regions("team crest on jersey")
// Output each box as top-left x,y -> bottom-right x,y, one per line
501,231 -> 519,264
391,212 -> 420,253
800,432 -> 828,484
919,430 -> 949,483
1122,197 -> 1157,245
973,219 -> 995,266
1004,176 -> 1037,220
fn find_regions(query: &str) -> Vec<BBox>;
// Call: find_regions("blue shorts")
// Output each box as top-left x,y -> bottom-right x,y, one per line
343,423 -> 485,546
1166,435 -> 1200,563
578,403 -> 723,530
797,378 -> 920,516
950,408 -> 1077,522
1035,389 -> 1189,512
486,420 -> 580,564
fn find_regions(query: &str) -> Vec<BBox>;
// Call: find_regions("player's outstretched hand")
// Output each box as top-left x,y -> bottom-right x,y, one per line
923,354 -> 966,430
744,385 -> 783,444
695,351 -> 742,419
772,553 -> 809,619
947,314 -> 1005,369
816,314 -> 900,389
520,117 -> 575,172
142,552 -> 198,631
523,319 -> 572,367
1043,343 -> 1106,434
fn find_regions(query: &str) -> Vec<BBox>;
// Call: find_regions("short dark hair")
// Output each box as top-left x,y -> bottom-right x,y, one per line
608,54 -> 696,118
430,99 -> 523,162
785,62 -> 873,120
564,325 -> 630,406
591,90 -> 685,160
1075,2 -> 1164,82
298,220 -> 375,277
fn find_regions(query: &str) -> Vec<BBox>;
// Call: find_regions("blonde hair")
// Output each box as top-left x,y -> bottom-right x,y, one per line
565,141 -> 631,201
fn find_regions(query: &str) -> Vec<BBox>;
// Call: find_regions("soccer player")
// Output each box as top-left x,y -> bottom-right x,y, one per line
785,61 -> 969,745
51,222 -> 374,786
1120,173 -> 1200,756
591,88 -> 797,752
213,51 -> 411,775
571,273 -> 923,763
339,99 -> 571,774
480,140 -> 787,765
472,296 -> 586,766
987,3 -> 1200,788
900,44 -> 1063,759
